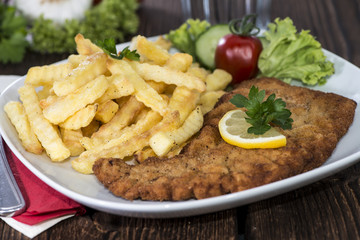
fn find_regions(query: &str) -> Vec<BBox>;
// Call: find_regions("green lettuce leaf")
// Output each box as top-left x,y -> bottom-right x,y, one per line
258,17 -> 334,85
166,19 -> 210,58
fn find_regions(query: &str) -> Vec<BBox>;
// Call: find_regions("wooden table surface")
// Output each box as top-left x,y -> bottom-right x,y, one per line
1,0 -> 360,239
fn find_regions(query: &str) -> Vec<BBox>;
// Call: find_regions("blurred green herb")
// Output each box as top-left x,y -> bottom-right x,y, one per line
0,2 -> 28,64
230,86 -> 293,135
95,38 -> 139,60
30,0 -> 139,54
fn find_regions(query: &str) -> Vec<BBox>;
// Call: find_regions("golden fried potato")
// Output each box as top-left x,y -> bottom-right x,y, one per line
199,90 -> 225,115
75,33 -> 102,55
205,69 -> 232,91
53,53 -> 107,96
81,120 -> 100,138
67,54 -> 88,68
4,101 -> 43,154
39,94 -> 58,109
72,110 -> 179,174
108,59 -> 170,116
96,74 -> 134,103
165,53 -> 193,72
59,104 -> 98,130
43,75 -> 108,124
18,85 -> 70,161
6,33 -> 230,176
128,61 -> 206,92
169,86 -> 199,123
134,147 -> 156,163
150,106 -> 203,156
89,96 -> 144,145
154,36 -> 172,51
187,64 -> 210,82
94,100 -> 119,123
61,128 -> 84,156
37,85 -> 54,100
25,63 -> 73,87
132,35 -> 170,65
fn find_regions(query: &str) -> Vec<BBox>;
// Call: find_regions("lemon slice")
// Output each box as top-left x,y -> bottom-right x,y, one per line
218,109 -> 286,149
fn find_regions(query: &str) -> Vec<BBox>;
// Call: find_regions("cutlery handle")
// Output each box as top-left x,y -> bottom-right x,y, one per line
0,137 -> 25,217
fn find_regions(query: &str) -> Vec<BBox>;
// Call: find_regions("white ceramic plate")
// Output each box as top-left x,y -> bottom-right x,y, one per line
1,43 -> 360,218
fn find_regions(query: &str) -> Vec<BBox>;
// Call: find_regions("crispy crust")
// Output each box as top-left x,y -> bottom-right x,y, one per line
93,78 -> 357,201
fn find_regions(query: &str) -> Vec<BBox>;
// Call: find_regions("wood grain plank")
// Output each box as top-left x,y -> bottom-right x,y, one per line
0,209 -> 238,240
246,166 -> 360,239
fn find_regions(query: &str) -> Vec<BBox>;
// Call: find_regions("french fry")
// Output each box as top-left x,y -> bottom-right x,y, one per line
146,80 -> 166,94
108,59 -> 170,116
39,94 -> 58,109
150,106 -> 203,156
53,53 -> 108,96
75,33 -> 102,55
89,95 -> 144,145
94,100 -> 119,123
18,85 -> 70,161
96,74 -> 134,103
134,147 -> 156,163
61,128 -> 84,156
199,90 -> 225,115
205,69 -> 232,91
165,53 -> 193,72
37,84 -> 53,100
4,101 -> 43,154
132,35 -> 170,65
154,36 -> 172,51
115,96 -> 131,108
133,108 -> 151,123
166,142 -> 187,158
128,61 -> 206,92
6,34 -> 222,175
169,86 -> 199,123
81,120 -> 100,138
67,54 -> 88,68
43,75 -> 109,124
25,63 -> 73,87
79,136 -> 93,150
89,108 -> 162,150
72,110 -> 179,174
59,104 -> 98,130
187,64 -> 209,82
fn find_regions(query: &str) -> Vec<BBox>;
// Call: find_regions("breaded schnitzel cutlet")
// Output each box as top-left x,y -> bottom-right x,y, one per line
93,78 -> 357,201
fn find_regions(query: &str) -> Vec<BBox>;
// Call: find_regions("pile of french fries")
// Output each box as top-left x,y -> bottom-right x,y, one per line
4,34 -> 232,174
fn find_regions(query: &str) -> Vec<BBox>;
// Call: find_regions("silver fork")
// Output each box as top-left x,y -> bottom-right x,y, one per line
0,136 -> 25,217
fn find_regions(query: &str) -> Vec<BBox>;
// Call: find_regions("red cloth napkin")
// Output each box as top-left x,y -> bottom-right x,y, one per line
4,142 -> 86,225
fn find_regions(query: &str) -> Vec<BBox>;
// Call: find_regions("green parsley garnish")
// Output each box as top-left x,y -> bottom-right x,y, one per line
0,3 -> 28,64
95,38 -> 140,61
230,86 -> 293,135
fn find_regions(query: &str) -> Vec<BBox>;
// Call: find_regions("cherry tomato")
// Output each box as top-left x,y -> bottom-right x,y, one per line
215,34 -> 262,84
214,15 -> 263,85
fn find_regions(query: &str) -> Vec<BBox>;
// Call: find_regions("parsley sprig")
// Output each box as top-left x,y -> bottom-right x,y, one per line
230,86 -> 293,135
95,38 -> 140,61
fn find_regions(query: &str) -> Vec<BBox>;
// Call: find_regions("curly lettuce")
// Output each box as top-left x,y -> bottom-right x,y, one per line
30,0 -> 139,54
258,17 -> 334,85
166,19 -> 210,58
